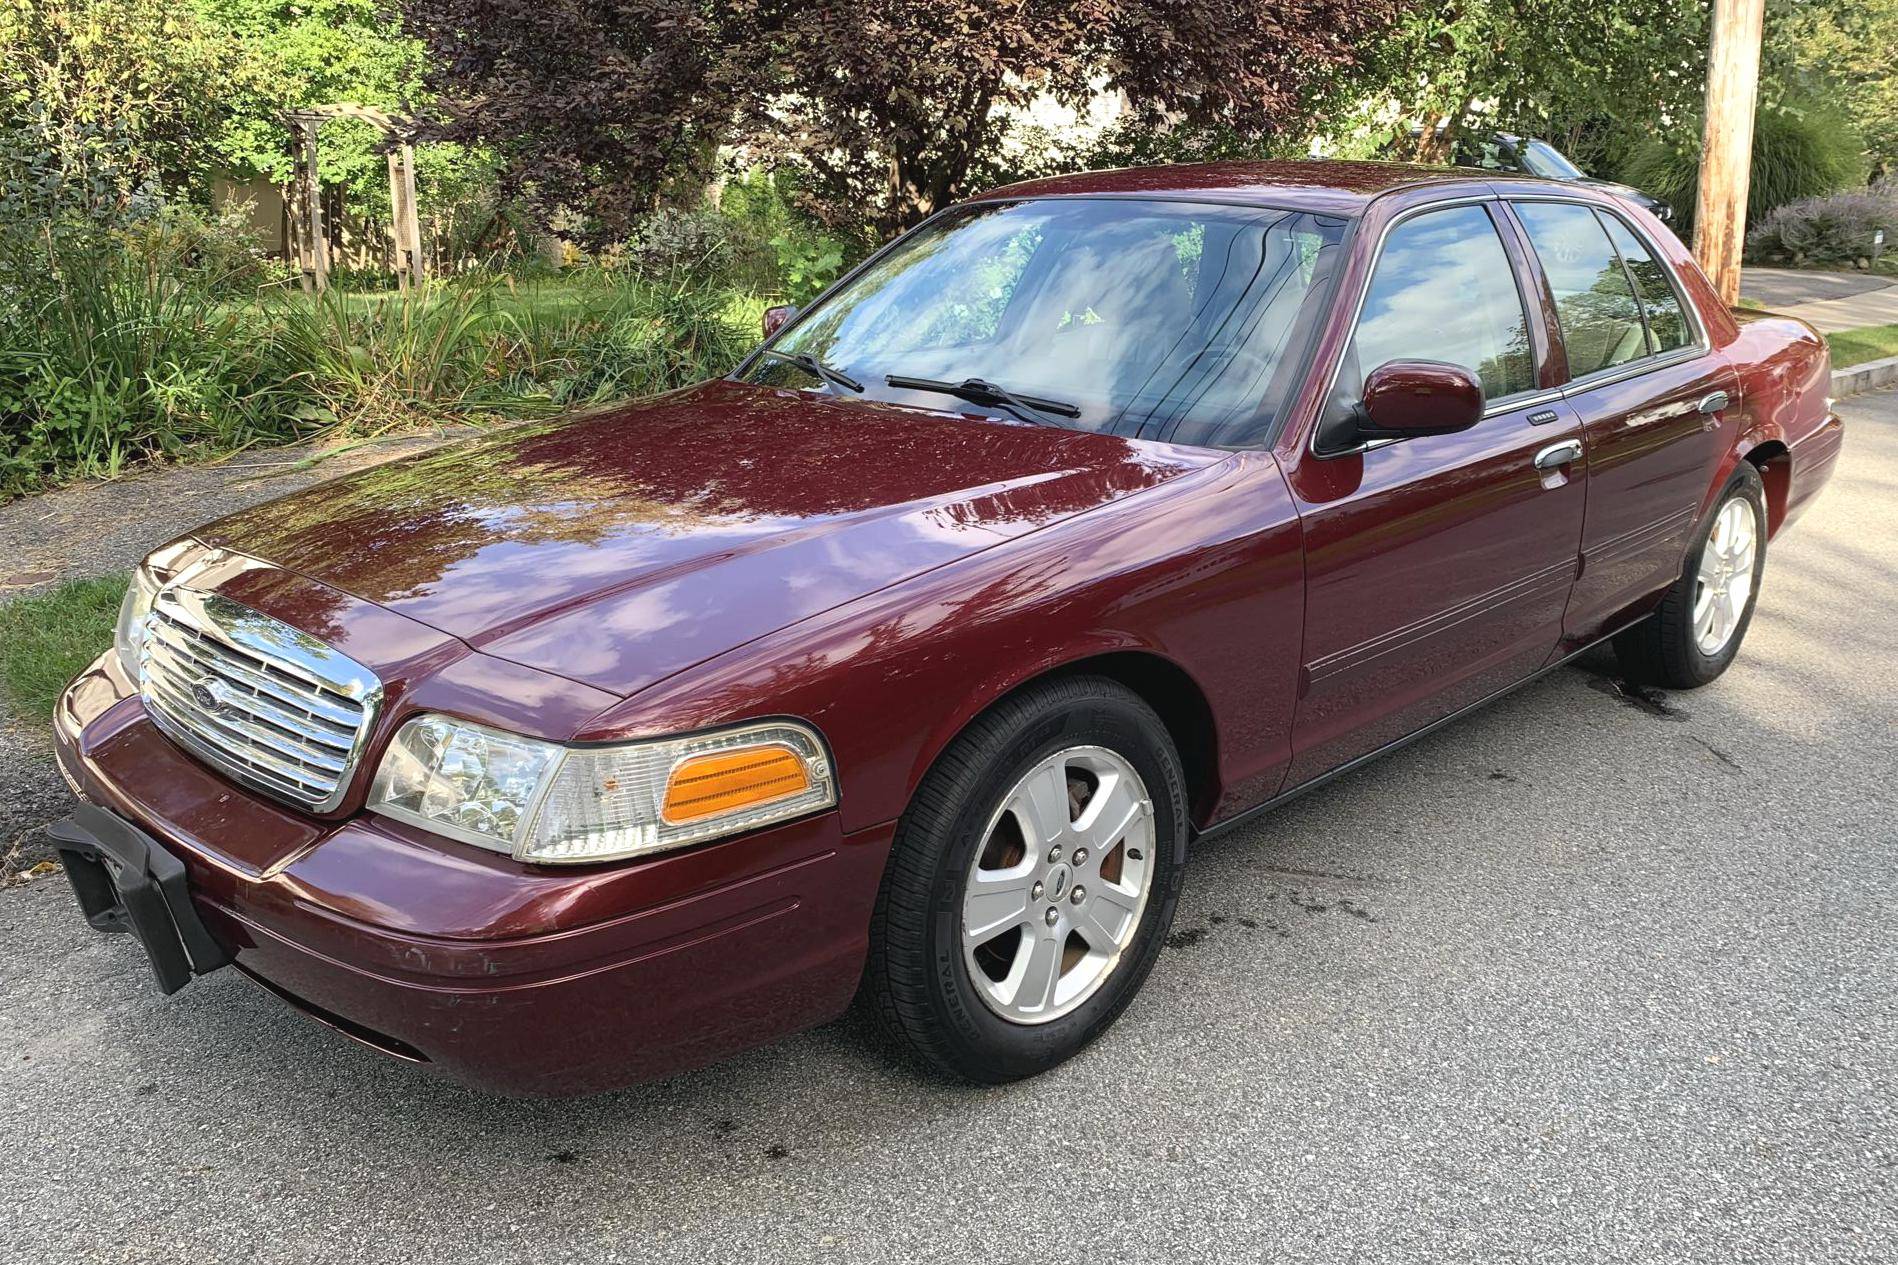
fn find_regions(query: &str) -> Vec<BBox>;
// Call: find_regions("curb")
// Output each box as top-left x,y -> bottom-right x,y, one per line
1833,354 -> 1898,399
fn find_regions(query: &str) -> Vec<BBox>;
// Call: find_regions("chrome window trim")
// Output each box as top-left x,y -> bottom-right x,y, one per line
1308,194 -> 1545,460
1502,195 -> 1713,386
1557,344 -> 1708,396
139,586 -> 383,813
1310,190 -> 1718,459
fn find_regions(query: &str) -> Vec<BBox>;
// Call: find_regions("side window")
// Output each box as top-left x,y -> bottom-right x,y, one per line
1598,213 -> 1692,353
1346,205 -> 1536,402
1511,201 -> 1650,377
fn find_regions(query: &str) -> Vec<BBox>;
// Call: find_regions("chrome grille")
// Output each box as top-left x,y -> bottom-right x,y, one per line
138,588 -> 382,811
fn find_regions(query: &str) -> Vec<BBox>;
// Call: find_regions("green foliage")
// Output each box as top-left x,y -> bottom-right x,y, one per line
1620,101 -> 1868,235
622,208 -> 734,282
715,168 -> 857,298
0,212 -> 315,497
1313,0 -> 1709,165
475,280 -> 751,408
271,284 -> 494,428
1768,0 -> 1898,179
272,277 -> 754,430
0,0 -> 237,207
0,226 -> 766,497
0,573 -> 128,723
770,233 -> 845,304
183,0 -> 446,210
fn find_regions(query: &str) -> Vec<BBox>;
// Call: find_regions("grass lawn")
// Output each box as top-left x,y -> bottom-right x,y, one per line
0,575 -> 127,724
1829,323 -> 1898,369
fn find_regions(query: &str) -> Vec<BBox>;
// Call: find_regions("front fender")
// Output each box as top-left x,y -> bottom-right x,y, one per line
580,452 -> 1306,836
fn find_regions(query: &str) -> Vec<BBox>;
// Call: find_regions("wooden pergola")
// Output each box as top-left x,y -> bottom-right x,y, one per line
286,105 -> 425,295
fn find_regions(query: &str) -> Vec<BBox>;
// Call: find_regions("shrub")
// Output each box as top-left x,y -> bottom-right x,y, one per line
1746,186 -> 1898,267
481,280 -> 752,407
270,284 -> 495,429
624,208 -> 734,281
1619,101 -> 1869,235
0,219 -> 314,497
717,166 -> 860,298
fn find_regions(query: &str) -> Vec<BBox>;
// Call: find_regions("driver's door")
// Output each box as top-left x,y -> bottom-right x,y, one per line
1279,201 -> 1587,785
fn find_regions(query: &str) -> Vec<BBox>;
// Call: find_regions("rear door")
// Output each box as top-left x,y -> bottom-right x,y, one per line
1280,201 -> 1587,785
1503,199 -> 1739,647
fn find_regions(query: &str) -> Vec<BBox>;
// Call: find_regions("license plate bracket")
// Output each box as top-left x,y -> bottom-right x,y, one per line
48,804 -> 229,995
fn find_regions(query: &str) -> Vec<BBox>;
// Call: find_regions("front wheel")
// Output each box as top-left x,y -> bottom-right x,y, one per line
865,677 -> 1189,1083
1613,463 -> 1767,689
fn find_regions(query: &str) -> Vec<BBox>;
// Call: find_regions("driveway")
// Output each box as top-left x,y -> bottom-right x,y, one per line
1742,267 -> 1898,334
3,391 -> 1894,1264
1741,266 -> 1893,309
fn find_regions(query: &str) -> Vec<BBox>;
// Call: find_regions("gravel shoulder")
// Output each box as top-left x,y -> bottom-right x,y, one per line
1,392 -> 1893,1262
0,430 -> 467,881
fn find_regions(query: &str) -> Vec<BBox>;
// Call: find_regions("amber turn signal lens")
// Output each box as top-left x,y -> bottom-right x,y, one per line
661,745 -> 812,824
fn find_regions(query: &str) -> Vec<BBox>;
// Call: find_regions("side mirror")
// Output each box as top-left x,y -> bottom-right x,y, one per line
1358,359 -> 1485,440
762,304 -> 799,339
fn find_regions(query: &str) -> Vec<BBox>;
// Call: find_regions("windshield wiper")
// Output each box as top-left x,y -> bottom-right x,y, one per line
885,374 -> 1080,427
761,348 -> 863,393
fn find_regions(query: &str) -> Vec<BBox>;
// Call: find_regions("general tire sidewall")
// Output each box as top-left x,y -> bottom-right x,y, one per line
923,694 -> 1187,1078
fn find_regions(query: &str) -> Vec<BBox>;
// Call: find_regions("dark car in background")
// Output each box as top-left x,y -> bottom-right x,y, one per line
1452,131 -> 1674,221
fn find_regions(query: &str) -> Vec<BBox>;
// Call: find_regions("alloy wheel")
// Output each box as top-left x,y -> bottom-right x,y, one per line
960,745 -> 1156,1025
1694,496 -> 1758,656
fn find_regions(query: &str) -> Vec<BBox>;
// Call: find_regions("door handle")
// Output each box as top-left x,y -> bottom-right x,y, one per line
1533,439 -> 1583,471
1697,390 -> 1729,415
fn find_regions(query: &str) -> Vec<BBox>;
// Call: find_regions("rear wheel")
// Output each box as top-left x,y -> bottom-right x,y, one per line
866,677 -> 1188,1082
1613,464 -> 1766,689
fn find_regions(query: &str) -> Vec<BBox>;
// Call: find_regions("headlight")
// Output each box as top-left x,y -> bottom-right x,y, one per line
114,541 -> 196,682
368,715 -> 836,864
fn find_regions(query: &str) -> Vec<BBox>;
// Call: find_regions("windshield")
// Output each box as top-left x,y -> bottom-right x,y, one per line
742,199 -> 1350,447
1517,140 -> 1585,181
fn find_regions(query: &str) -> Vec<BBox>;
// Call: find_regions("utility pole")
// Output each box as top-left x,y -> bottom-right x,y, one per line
1693,0 -> 1766,306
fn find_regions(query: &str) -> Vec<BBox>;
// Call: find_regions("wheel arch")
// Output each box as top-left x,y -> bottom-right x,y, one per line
905,648 -> 1222,832
1741,439 -> 1792,537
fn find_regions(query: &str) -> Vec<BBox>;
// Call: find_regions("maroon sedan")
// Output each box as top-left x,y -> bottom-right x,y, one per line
51,161 -> 1841,1094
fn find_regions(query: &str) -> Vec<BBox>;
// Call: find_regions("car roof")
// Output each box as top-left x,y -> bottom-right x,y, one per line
969,159 -> 1508,217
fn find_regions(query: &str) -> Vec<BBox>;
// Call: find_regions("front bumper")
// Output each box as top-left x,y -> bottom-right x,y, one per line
53,652 -> 890,1096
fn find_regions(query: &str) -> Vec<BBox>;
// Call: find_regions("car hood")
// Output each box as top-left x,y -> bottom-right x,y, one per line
199,380 -> 1220,698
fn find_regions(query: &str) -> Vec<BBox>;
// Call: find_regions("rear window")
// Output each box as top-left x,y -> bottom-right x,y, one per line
1511,201 -> 1651,378
1598,213 -> 1693,353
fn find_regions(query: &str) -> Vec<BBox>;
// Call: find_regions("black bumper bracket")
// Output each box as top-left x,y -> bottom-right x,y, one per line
47,804 -> 230,994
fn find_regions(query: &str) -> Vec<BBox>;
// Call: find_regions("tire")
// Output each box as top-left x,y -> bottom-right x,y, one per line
865,675 -> 1189,1083
1613,463 -> 1767,689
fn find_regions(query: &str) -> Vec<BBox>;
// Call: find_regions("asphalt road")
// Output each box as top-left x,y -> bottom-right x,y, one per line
3,391 -> 1894,1264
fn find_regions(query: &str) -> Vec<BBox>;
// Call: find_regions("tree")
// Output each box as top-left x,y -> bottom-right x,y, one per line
401,0 -> 741,242
0,0 -> 238,218
1313,0 -> 1709,167
745,0 -> 1407,236
184,0 -> 489,222
1769,0 -> 1898,179
400,0 -> 1406,241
